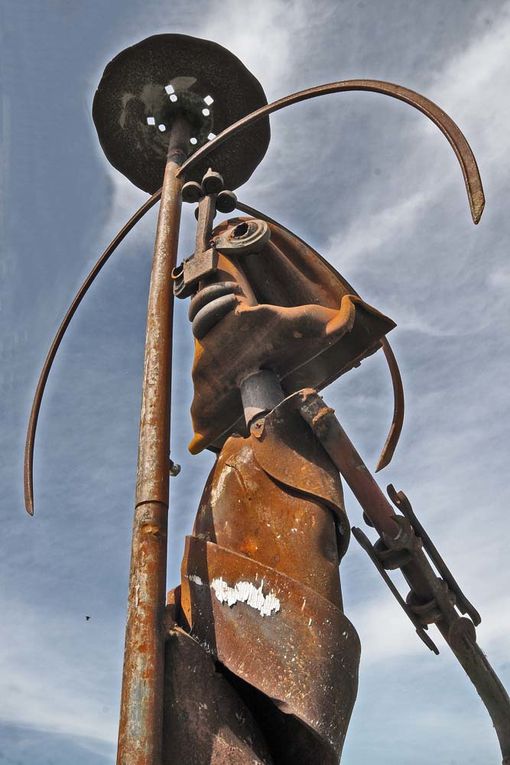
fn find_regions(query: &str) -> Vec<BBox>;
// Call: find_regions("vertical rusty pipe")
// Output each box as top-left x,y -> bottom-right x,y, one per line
117,118 -> 189,765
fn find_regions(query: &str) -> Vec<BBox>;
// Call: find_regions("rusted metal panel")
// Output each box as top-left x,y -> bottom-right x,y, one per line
177,410 -> 360,764
162,625 -> 274,765
181,538 -> 359,765
186,218 -> 396,455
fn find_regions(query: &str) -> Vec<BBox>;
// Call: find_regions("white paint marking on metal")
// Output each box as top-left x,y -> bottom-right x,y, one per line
211,577 -> 281,617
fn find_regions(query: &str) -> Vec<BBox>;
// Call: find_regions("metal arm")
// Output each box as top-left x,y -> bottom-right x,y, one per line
179,79 -> 485,224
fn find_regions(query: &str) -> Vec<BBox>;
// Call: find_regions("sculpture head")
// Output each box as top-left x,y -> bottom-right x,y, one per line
177,217 -> 396,453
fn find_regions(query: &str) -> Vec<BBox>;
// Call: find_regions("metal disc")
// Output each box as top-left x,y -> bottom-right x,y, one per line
93,34 -> 270,192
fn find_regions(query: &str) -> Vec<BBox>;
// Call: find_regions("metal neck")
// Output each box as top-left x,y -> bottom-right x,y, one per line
240,370 -> 284,428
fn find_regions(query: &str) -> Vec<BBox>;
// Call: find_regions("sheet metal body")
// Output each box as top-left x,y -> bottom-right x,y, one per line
162,624 -> 274,764
169,404 -> 359,764
185,217 -> 396,455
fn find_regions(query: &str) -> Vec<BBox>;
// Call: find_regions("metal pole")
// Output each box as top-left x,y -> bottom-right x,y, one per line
117,117 -> 189,765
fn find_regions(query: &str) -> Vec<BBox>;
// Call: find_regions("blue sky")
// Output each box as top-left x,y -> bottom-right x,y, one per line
2,0 -> 510,763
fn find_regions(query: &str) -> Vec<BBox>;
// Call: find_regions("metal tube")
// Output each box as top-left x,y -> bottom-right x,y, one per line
240,370 -> 284,427
117,118 -> 189,765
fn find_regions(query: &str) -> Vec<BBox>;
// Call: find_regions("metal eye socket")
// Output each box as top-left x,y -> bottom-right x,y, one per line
232,222 -> 250,238
215,219 -> 270,256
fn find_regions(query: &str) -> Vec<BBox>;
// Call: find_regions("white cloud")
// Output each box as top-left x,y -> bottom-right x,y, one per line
6,4 -> 510,763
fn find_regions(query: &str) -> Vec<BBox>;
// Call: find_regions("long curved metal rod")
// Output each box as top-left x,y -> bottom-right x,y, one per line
23,191 -> 161,515
374,339 -> 404,472
179,79 -> 485,224
25,78 -> 485,515
237,201 -> 404,471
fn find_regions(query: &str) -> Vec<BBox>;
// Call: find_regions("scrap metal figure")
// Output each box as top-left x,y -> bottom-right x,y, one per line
166,214 -> 395,763
24,34 -> 510,765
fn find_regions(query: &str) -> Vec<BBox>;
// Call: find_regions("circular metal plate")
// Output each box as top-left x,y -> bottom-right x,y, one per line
93,34 -> 270,192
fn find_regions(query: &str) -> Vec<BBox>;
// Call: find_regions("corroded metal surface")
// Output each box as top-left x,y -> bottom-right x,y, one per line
174,406 -> 360,764
117,121 -> 187,765
187,217 -> 396,454
181,538 -> 359,764
234,200 -> 405,472
163,625 -> 274,765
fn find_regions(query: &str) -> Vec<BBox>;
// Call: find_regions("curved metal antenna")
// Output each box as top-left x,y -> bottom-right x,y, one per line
24,191 -> 161,515
179,79 -> 485,224
236,201 -> 404,471
25,78 -> 484,514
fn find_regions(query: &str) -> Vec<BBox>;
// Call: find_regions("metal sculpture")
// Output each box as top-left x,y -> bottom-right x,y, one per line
24,33 -> 510,765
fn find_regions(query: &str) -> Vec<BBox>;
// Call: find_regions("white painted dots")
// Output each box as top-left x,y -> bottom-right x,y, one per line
165,84 -> 178,102
147,91 -> 214,142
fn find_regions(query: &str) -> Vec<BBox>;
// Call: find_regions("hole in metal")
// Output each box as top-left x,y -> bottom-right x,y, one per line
146,116 -> 156,126
190,137 -> 198,145
233,222 -> 249,238
204,95 -> 214,106
158,124 -> 167,132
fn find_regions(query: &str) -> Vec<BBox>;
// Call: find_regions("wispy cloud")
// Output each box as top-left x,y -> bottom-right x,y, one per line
3,2 -> 510,764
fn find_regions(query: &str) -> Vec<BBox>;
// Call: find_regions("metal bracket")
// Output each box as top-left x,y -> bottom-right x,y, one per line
352,526 -> 440,654
387,485 -> 481,626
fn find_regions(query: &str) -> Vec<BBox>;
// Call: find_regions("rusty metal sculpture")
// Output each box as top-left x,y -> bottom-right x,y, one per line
24,33 -> 510,765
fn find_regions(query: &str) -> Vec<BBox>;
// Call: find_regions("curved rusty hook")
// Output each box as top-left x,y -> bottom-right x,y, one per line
179,79 -> 485,224
23,191 -> 161,515
25,79 -> 484,515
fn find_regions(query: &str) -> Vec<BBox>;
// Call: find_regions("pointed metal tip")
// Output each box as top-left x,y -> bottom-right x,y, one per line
471,191 -> 485,225
375,443 -> 394,472
24,491 -> 35,516
374,456 -> 386,473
